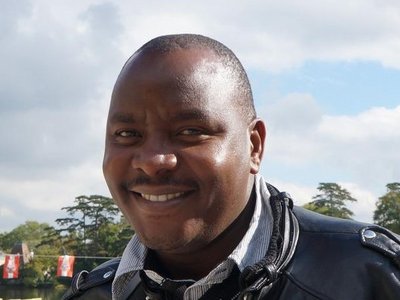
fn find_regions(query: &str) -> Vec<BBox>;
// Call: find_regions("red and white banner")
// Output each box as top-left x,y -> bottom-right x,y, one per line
3,255 -> 20,279
57,255 -> 75,277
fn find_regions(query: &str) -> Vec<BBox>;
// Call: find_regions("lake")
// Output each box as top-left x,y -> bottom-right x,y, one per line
0,286 -> 67,300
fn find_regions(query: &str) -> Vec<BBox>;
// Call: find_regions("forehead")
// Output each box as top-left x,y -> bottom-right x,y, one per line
110,49 -> 240,114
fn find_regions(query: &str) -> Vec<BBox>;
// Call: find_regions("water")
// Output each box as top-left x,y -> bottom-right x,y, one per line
0,286 -> 67,300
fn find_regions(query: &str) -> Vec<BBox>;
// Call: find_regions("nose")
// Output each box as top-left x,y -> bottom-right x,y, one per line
131,141 -> 178,177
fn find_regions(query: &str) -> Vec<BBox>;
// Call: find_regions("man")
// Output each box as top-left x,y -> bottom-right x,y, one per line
63,34 -> 400,299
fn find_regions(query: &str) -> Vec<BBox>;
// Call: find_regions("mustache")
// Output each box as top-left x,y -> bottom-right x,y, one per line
125,175 -> 199,190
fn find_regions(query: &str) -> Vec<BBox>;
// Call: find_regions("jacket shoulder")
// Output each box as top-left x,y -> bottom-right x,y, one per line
293,206 -> 369,233
293,206 -> 400,263
62,258 -> 121,300
286,207 -> 400,299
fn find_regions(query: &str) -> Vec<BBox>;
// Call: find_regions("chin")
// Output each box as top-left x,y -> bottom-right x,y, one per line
137,219 -> 211,254
136,228 -> 191,252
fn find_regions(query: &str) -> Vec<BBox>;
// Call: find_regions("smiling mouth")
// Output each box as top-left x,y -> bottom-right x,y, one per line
140,192 -> 185,202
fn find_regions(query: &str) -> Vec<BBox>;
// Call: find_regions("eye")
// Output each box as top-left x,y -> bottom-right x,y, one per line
179,128 -> 203,136
116,130 -> 141,137
113,129 -> 142,145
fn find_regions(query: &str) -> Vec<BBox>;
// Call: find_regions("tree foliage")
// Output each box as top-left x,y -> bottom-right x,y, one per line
373,183 -> 400,234
55,195 -> 120,255
20,242 -> 60,287
303,183 -> 357,219
0,221 -> 53,252
0,222 -> 61,287
0,194 -> 133,288
55,194 -> 132,271
56,195 -> 119,239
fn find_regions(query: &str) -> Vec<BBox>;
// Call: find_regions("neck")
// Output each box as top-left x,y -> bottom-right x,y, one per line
148,190 -> 256,280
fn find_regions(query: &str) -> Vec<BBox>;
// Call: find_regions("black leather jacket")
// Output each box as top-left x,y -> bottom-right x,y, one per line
63,192 -> 400,299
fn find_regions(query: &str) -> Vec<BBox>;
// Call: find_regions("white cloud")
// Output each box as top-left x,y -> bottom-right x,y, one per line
112,0 -> 400,71
261,93 -> 323,164
0,160 -> 109,232
341,182 -> 377,223
319,106 -> 400,140
0,207 -> 15,218
263,94 -> 400,180
316,106 -> 400,187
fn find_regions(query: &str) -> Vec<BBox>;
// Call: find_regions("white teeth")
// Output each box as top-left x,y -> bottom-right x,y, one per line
141,192 -> 184,202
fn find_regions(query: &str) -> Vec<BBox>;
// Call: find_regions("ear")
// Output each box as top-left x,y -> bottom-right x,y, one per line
249,119 -> 266,174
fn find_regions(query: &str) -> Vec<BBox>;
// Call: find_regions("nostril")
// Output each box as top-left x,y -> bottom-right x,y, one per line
131,152 -> 178,176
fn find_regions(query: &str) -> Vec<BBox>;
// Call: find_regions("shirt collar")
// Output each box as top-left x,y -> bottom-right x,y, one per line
229,174 -> 273,270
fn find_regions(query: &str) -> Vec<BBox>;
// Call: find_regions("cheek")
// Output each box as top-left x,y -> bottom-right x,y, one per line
213,136 -> 250,171
183,136 -> 250,178
103,148 -> 131,191
104,146 -> 130,170
213,142 -> 233,166
182,143 -> 230,177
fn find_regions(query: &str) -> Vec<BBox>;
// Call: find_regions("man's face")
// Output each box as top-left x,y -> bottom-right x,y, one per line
103,49 -> 260,255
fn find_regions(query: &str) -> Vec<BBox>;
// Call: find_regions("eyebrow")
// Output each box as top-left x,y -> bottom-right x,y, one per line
109,112 -> 136,124
109,109 -> 213,124
171,109 -> 212,123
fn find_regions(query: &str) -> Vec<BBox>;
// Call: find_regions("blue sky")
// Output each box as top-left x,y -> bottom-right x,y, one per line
264,61 -> 400,114
251,61 -> 400,115
0,0 -> 399,232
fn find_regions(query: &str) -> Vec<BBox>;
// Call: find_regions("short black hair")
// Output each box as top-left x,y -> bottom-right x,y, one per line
126,34 -> 256,122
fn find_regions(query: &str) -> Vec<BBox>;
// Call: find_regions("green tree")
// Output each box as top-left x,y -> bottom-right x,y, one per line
0,221 -> 54,252
20,243 -> 60,287
97,215 -> 133,257
55,195 -> 120,256
54,194 -> 131,274
0,223 -> 63,288
303,183 -> 357,219
373,183 -> 400,234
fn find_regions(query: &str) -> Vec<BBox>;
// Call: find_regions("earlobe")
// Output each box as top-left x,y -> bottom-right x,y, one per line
249,119 -> 266,174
